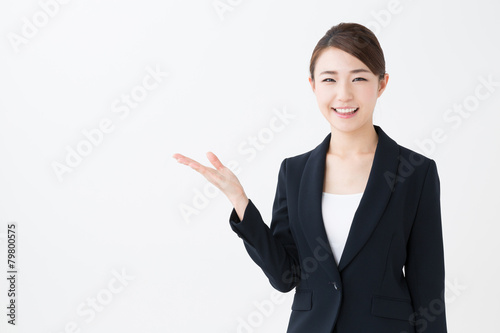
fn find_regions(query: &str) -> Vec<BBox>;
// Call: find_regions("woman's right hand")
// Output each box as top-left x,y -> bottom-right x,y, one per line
172,152 -> 249,220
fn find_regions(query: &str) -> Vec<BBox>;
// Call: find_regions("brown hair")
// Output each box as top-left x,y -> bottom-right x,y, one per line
309,23 -> 386,81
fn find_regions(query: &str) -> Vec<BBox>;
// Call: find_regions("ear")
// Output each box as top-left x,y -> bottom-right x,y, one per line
377,73 -> 389,98
309,76 -> 315,93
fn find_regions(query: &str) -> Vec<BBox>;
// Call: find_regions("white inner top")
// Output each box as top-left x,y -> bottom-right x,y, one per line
321,191 -> 364,266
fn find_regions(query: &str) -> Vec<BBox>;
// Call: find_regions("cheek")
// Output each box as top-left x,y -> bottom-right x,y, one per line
315,87 -> 333,104
358,86 -> 379,102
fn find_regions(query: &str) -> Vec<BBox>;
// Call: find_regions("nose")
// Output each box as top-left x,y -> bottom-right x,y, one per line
336,81 -> 353,102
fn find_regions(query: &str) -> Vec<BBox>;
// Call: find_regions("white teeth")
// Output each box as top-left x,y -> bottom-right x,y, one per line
334,108 -> 358,113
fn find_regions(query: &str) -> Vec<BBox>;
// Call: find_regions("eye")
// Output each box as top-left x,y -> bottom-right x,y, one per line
322,78 -> 335,82
353,77 -> 367,82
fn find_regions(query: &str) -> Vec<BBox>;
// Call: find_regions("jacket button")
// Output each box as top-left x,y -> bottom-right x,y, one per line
329,281 -> 339,290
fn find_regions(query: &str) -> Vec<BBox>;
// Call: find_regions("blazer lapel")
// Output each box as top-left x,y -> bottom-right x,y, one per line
297,125 -> 400,281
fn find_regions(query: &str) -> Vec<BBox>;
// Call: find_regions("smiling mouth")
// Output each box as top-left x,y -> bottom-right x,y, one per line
333,107 -> 359,115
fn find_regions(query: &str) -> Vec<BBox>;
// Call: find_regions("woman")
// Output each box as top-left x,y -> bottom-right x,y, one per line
173,23 -> 447,333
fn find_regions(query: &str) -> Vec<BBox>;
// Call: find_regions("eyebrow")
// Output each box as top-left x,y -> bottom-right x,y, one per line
319,69 -> 371,76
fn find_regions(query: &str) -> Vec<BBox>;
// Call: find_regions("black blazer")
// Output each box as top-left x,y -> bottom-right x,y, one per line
229,125 -> 447,333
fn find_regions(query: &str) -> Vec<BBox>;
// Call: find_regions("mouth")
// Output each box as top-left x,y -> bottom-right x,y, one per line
333,107 -> 359,115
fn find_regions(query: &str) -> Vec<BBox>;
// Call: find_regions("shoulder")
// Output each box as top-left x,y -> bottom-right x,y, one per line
397,143 -> 438,177
379,125 -> 437,173
280,132 -> 331,170
277,127 -> 439,179
278,146 -> 315,174
392,141 -> 440,197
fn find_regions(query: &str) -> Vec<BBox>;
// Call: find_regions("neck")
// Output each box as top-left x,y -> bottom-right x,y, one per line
328,123 -> 378,157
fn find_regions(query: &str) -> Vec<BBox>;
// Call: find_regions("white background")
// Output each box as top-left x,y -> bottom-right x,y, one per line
1,0 -> 499,332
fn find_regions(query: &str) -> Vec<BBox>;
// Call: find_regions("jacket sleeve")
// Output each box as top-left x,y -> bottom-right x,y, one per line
405,159 -> 448,332
228,158 -> 300,292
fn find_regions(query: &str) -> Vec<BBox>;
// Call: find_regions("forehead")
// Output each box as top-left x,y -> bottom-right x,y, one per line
315,47 -> 369,73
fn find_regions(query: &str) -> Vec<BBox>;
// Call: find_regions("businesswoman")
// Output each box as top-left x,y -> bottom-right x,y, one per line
173,22 -> 447,333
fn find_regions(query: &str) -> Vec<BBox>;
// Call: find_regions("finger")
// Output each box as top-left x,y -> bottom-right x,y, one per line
173,153 -> 228,192
186,159 -> 206,173
173,153 -> 198,167
172,153 -> 187,164
172,153 -> 184,161
206,151 -> 225,171
192,163 -> 226,189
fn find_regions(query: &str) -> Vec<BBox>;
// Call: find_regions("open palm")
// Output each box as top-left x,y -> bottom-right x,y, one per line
172,151 -> 249,218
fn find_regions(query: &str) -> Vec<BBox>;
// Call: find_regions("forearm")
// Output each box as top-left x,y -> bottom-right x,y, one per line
229,199 -> 300,292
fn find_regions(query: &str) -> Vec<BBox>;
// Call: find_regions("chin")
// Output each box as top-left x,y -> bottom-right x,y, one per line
331,120 -> 369,133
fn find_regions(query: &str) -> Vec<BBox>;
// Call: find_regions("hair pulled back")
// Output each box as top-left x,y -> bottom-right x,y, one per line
309,23 -> 386,81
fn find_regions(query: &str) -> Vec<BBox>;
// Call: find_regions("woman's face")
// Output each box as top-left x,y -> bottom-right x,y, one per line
309,47 -> 389,134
